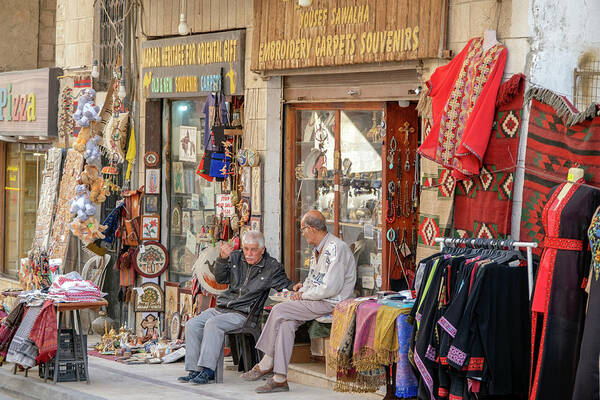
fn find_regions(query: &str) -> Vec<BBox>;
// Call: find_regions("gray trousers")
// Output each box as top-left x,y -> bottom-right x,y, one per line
255,300 -> 335,375
184,308 -> 246,371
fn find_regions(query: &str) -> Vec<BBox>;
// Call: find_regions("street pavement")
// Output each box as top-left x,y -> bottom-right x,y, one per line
0,354 -> 380,400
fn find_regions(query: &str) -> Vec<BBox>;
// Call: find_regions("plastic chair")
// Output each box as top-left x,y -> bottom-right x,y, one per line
214,290 -> 269,383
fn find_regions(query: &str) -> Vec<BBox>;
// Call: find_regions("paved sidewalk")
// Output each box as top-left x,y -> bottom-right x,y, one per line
0,354 -> 379,400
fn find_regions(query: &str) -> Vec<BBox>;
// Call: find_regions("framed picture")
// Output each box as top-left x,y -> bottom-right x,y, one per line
179,125 -> 197,162
190,194 -> 200,210
164,282 -> 179,339
171,204 -> 182,235
134,282 -> 164,312
184,169 -> 195,193
173,162 -> 184,193
141,215 -> 160,241
240,166 -> 251,197
144,195 -> 159,214
204,211 -> 215,225
145,169 -> 160,194
178,287 -> 193,339
182,211 -> 191,233
251,166 -> 262,216
250,216 -> 261,232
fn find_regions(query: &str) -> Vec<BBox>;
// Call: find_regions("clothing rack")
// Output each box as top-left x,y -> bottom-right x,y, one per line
434,237 -> 538,298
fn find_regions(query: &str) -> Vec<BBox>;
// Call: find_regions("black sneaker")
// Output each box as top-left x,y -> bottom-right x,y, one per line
189,368 -> 215,385
177,371 -> 200,383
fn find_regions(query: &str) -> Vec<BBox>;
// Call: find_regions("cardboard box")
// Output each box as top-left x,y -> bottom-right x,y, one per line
289,343 -> 312,364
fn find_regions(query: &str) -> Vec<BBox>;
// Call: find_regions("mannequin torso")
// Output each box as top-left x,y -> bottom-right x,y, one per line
482,29 -> 499,52
553,167 -> 585,210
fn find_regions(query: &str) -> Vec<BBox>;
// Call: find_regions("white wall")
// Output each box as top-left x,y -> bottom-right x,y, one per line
511,0 -> 600,238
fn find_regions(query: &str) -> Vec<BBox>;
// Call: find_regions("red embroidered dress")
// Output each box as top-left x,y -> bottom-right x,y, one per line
418,37 -> 507,179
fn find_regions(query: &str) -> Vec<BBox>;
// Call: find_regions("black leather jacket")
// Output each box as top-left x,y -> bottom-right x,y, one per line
214,249 -> 293,314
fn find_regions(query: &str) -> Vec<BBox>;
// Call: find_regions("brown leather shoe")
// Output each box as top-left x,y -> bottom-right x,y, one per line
255,377 -> 289,393
241,365 -> 273,381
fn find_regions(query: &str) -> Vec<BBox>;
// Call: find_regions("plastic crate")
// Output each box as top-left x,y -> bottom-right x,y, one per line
57,329 -> 87,360
39,359 -> 87,382
38,330 -> 88,382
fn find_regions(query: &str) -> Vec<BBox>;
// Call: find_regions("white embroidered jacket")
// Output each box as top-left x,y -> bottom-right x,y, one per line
300,233 -> 356,303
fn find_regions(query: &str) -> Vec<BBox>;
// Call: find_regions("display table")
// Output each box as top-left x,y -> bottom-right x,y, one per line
42,300 -> 108,384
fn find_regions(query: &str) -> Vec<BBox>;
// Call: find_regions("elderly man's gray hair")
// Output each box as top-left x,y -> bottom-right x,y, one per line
302,212 -> 328,232
242,230 -> 265,248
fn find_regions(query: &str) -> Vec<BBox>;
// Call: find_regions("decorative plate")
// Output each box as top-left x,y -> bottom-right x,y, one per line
134,282 -> 164,312
134,241 -> 169,278
191,245 -> 229,296
170,312 -> 182,340
236,148 -> 248,166
144,151 -> 159,167
246,149 -> 259,167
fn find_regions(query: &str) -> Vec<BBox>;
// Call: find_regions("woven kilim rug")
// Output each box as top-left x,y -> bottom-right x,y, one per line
453,74 -> 525,239
520,91 -> 600,258
416,118 -> 456,261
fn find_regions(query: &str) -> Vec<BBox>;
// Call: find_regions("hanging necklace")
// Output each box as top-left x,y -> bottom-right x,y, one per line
387,137 -> 397,170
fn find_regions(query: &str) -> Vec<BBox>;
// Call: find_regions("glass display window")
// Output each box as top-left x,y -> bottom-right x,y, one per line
168,99 -> 222,283
2,143 -> 44,278
285,103 -> 385,295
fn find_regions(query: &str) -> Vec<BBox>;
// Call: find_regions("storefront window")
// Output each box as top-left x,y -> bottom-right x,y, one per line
291,107 -> 383,294
3,144 -> 44,278
169,99 -> 221,283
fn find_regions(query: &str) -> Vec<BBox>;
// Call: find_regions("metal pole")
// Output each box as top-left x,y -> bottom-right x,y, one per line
526,246 -> 534,299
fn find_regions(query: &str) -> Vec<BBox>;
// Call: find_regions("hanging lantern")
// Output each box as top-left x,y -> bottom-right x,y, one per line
101,165 -> 121,193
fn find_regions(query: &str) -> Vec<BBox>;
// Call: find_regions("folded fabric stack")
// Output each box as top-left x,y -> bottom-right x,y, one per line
48,271 -> 106,302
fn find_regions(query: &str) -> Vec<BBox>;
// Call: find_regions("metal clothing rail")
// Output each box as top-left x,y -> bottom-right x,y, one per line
434,237 -> 538,298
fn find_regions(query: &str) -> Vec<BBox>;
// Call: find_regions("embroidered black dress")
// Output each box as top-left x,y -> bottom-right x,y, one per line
530,182 -> 600,400
572,206 -> 600,400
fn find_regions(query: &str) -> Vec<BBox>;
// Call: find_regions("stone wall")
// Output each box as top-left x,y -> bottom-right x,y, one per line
55,0 -> 94,68
0,0 -> 40,71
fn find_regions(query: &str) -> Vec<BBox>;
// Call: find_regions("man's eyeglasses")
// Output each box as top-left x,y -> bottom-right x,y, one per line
300,226 -> 310,233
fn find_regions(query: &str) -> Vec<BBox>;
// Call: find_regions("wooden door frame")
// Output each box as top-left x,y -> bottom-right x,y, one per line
0,142 -> 5,275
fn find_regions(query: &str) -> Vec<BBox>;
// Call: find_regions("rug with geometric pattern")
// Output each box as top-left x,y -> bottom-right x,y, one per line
520,94 -> 600,258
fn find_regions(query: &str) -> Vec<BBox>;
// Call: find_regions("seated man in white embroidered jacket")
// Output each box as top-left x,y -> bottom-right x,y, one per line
241,210 -> 357,393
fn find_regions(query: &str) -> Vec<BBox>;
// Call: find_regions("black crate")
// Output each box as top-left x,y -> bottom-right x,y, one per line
38,330 -> 88,382
39,359 -> 87,382
57,329 -> 87,360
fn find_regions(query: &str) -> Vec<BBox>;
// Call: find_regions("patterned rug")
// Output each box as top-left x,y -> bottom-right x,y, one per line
49,149 -> 85,261
520,91 -> 600,258
416,118 -> 456,261
32,148 -> 63,251
453,74 -> 525,239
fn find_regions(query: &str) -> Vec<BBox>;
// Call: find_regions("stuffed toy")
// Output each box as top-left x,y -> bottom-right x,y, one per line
73,126 -> 90,153
78,165 -> 107,204
71,216 -> 107,245
73,88 -> 101,128
69,184 -> 96,222
84,134 -> 102,164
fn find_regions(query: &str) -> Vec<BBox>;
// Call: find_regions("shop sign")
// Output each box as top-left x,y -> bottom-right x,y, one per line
216,194 -> 235,217
142,30 -> 245,98
0,68 -> 61,137
251,0 -> 447,72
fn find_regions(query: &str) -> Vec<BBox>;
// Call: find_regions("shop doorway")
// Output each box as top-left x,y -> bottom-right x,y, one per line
283,102 -> 420,292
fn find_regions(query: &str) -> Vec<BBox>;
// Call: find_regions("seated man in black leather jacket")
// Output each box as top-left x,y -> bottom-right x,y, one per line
178,230 -> 293,385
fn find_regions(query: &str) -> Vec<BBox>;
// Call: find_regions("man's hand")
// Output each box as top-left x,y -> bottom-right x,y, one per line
292,282 -> 303,292
220,241 -> 234,259
290,291 -> 303,301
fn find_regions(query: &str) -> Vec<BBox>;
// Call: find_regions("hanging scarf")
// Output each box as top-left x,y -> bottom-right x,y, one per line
0,303 -> 25,361
327,298 -> 360,374
395,314 -> 419,398
352,300 -> 381,371
29,300 -> 57,364
102,201 -> 124,245
373,305 -> 407,366
6,306 -> 42,368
